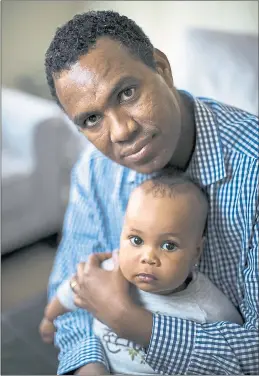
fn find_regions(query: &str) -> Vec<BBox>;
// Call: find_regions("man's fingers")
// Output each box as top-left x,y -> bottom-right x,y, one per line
76,263 -> 85,284
73,295 -> 84,308
112,250 -> 120,271
70,276 -> 80,295
87,252 -> 113,269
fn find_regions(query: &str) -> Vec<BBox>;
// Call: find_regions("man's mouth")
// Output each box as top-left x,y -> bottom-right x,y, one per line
136,273 -> 157,283
121,136 -> 155,163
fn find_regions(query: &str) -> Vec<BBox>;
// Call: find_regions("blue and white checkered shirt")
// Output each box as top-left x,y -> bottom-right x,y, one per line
49,94 -> 259,375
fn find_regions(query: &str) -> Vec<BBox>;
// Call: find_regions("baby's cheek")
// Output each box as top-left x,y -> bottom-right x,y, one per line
169,263 -> 191,284
166,263 -> 185,280
119,255 -> 133,281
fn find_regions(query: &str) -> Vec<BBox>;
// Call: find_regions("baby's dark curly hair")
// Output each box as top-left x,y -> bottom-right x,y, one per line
139,169 -> 209,236
142,169 -> 207,201
45,10 -> 156,107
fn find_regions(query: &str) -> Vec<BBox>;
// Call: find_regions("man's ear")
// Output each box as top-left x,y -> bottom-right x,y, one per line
153,48 -> 174,89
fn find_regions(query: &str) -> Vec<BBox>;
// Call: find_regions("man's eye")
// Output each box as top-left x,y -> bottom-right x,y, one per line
119,87 -> 136,102
129,236 -> 143,246
83,114 -> 101,128
161,242 -> 177,252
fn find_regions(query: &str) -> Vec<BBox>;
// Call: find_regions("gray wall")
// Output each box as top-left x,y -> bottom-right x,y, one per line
2,1 -> 85,97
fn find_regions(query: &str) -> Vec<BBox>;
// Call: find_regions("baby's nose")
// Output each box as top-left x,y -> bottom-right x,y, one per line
140,249 -> 160,266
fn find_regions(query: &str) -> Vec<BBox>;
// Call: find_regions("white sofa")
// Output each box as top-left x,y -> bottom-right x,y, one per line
2,88 -> 87,254
180,29 -> 258,115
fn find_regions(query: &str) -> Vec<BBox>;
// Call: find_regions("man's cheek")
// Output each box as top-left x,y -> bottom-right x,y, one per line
88,132 -> 110,154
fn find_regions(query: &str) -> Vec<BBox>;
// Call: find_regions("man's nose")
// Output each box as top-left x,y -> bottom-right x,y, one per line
108,110 -> 138,143
140,248 -> 161,266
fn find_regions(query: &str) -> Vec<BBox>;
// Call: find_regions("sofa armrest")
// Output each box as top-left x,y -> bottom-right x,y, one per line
2,88 -> 62,163
33,117 -> 86,227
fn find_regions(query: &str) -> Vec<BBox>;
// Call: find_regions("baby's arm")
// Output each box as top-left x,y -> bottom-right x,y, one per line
45,295 -> 70,321
39,279 -> 76,344
39,296 -> 70,344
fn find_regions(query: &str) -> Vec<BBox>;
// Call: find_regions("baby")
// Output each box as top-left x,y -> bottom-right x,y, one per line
40,172 -> 243,375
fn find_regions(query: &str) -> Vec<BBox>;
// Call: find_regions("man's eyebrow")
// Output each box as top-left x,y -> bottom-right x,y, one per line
108,75 -> 137,100
73,75 -> 138,125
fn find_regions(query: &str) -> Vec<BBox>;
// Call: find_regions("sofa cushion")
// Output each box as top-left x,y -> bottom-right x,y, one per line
2,88 -> 60,162
2,152 -> 34,216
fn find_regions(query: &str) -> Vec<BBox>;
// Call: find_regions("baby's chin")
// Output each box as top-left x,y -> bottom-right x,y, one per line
133,281 -> 174,295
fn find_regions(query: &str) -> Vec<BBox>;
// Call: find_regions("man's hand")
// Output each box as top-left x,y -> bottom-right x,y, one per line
71,252 -> 153,348
74,362 -> 109,375
71,252 -> 130,326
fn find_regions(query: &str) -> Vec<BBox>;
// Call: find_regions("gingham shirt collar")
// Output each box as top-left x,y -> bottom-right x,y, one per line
127,95 -> 226,186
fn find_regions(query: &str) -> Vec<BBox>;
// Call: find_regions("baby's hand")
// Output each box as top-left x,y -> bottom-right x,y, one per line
39,317 -> 56,344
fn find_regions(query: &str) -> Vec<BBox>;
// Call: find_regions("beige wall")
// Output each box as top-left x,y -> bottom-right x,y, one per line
85,1 -> 258,37
2,1 -> 85,92
2,1 -> 258,94
85,1 -> 258,85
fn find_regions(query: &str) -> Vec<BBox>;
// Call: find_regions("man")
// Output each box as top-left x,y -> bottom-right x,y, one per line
45,10 -> 258,375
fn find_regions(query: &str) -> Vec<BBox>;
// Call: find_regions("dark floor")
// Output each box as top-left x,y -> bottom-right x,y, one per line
1,236 -> 59,375
2,235 -> 58,312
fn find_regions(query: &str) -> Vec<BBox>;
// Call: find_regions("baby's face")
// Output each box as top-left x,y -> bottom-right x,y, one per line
119,187 -> 204,294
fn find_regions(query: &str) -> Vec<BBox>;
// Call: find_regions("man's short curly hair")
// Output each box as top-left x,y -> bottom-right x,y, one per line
45,10 -> 156,107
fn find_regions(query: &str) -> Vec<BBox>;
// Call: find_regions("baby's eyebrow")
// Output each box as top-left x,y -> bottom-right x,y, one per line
159,232 -> 181,238
128,228 -> 144,234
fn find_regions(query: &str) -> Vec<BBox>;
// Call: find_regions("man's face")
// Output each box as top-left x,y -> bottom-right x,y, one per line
119,187 -> 203,294
54,38 -> 182,174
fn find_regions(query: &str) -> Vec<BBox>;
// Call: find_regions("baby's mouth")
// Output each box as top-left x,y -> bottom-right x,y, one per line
136,273 -> 157,283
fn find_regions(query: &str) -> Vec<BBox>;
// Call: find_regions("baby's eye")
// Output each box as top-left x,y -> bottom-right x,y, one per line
161,242 -> 177,252
129,236 -> 143,247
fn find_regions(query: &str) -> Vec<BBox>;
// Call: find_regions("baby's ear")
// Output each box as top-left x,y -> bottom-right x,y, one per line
196,237 -> 206,260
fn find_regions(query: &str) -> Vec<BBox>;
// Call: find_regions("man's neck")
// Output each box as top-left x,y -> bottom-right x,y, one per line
169,91 -> 196,171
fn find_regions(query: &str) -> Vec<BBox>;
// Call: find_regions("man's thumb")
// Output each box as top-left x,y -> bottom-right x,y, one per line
112,249 -> 120,271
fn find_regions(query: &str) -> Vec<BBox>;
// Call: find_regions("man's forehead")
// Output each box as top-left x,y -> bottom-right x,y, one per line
59,38 -> 139,83
63,61 -> 96,87
54,38 -> 143,112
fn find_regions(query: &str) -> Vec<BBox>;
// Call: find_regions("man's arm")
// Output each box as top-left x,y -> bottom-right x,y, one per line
49,162 -> 109,375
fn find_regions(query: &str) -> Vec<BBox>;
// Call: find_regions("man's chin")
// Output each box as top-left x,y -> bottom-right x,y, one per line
127,157 -> 170,175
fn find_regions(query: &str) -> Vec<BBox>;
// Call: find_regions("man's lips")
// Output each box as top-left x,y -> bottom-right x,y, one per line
136,273 -> 157,283
121,136 -> 154,163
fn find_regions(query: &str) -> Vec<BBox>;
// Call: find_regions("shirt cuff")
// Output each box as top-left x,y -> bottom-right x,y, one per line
145,313 -> 196,374
57,336 -> 110,375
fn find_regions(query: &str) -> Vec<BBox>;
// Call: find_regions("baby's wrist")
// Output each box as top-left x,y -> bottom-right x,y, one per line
43,315 -> 54,323
43,308 -> 55,323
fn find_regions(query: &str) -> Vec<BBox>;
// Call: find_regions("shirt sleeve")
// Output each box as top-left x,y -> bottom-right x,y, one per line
145,219 -> 259,375
48,161 -> 110,375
